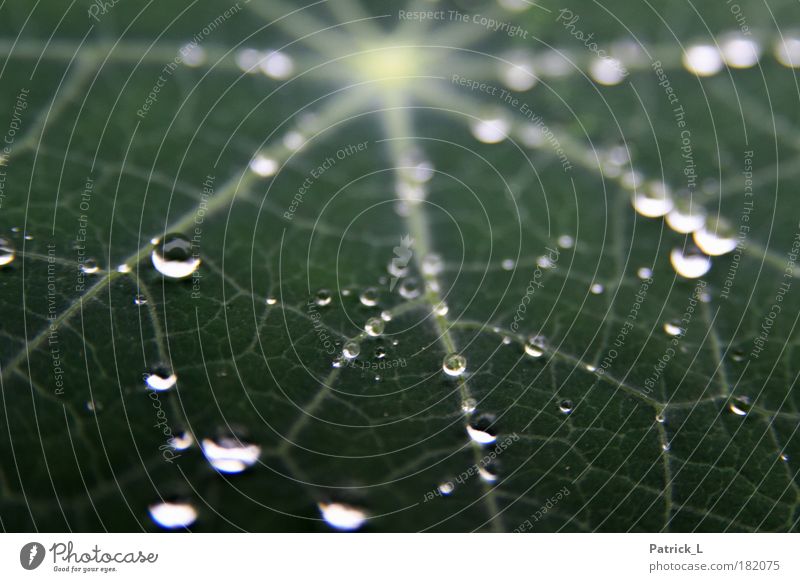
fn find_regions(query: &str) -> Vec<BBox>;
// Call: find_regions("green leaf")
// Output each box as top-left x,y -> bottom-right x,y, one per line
1,0 -> 799,532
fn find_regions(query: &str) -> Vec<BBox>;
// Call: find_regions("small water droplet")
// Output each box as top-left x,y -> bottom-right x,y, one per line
359,287 -> 379,306
721,35 -> 761,68
134,294 -> 147,306
249,154 -> 278,177
590,283 -> 604,295
478,465 -> 499,483
559,399 -> 574,414
438,482 -> 455,495
387,260 -> 409,279
500,51 -> 537,91
85,400 -> 101,413
502,336 -> 512,345
728,396 -> 751,417
365,317 -> 384,337
391,339 -> 399,347
524,335 -> 546,358
318,502 -> 367,531
731,348 -> 746,362
666,200 -> 706,234
341,339 -> 362,360
260,49 -> 294,79
433,302 -> 449,316
775,36 -> 800,68
380,310 -> 392,322
461,398 -> 477,414
145,365 -> 178,391
637,267 -> 653,280
466,414 -> 498,445
780,452 -> 790,462
501,258 -> 515,271
81,258 -> 100,274
589,56 -> 626,85
117,263 -> 131,274
557,235 -> 574,249
152,233 -> 200,279
149,501 -> 197,529
0,237 -> 15,266
374,346 -> 386,359
655,412 -> 666,423
314,289 -> 332,306
398,278 -> 421,299
201,436 -> 261,474
332,356 -> 345,368
663,320 -> 684,337
662,441 -> 671,452
670,246 -> 711,279
170,432 -> 194,450
266,297 -> 278,305
442,353 -> 467,377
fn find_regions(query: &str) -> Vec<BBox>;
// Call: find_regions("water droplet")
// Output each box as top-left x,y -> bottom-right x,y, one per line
421,253 -> 443,276
536,255 -> 555,269
633,182 -> 673,218
201,436 -> 261,474
478,465 -> 499,483
373,374 -> 381,382
682,44 -> 723,76
524,335 -> 547,358
433,302 -> 449,316
149,501 -> 197,529
466,415 -> 497,445
332,356 -> 345,368
85,400 -> 101,413
637,267 -> 653,280
235,47 -> 263,73
557,235 -> 574,249
438,482 -> 455,495
721,36 -> 761,68
380,310 -> 392,322
589,56 -> 626,85
470,116 -> 510,144
249,154 -> 278,177
387,260 -> 409,279
662,442 -> 671,452
501,258 -> 515,271
670,246 -> 711,279
398,278 -> 421,299
117,263 -> 131,274
374,346 -> 386,359
0,237 -> 16,266
559,399 -> 574,414
314,289 -> 332,306
179,42 -> 206,67
500,52 -> 537,91
663,320 -> 684,337
151,233 -> 199,279
365,317 -> 385,337
585,364 -> 597,372
728,396 -> 751,417
81,258 -> 100,274
134,294 -> 147,306
666,200 -> 706,234
774,36 -> 800,68
318,502 -> 367,531
145,365 -> 177,391
170,432 -> 194,450
655,412 -> 666,423
282,130 -> 305,151
590,283 -> 604,295
461,398 -> 477,414
442,353 -> 467,377
731,348 -> 746,362
693,219 -> 737,256
502,336 -> 512,345
343,341 -> 360,359
780,452 -> 790,462
359,287 -> 379,306
259,50 -> 294,79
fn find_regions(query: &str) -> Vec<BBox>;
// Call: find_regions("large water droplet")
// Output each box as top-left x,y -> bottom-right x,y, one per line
365,317 -> 385,337
0,237 -> 16,266
682,44 -> 723,76
145,365 -> 177,391
152,233 -> 200,279
670,246 -> 711,279
149,501 -> 197,529
693,219 -> 737,256
318,502 -> 367,531
442,353 -> 467,377
201,436 -> 261,474
633,182 -> 673,218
